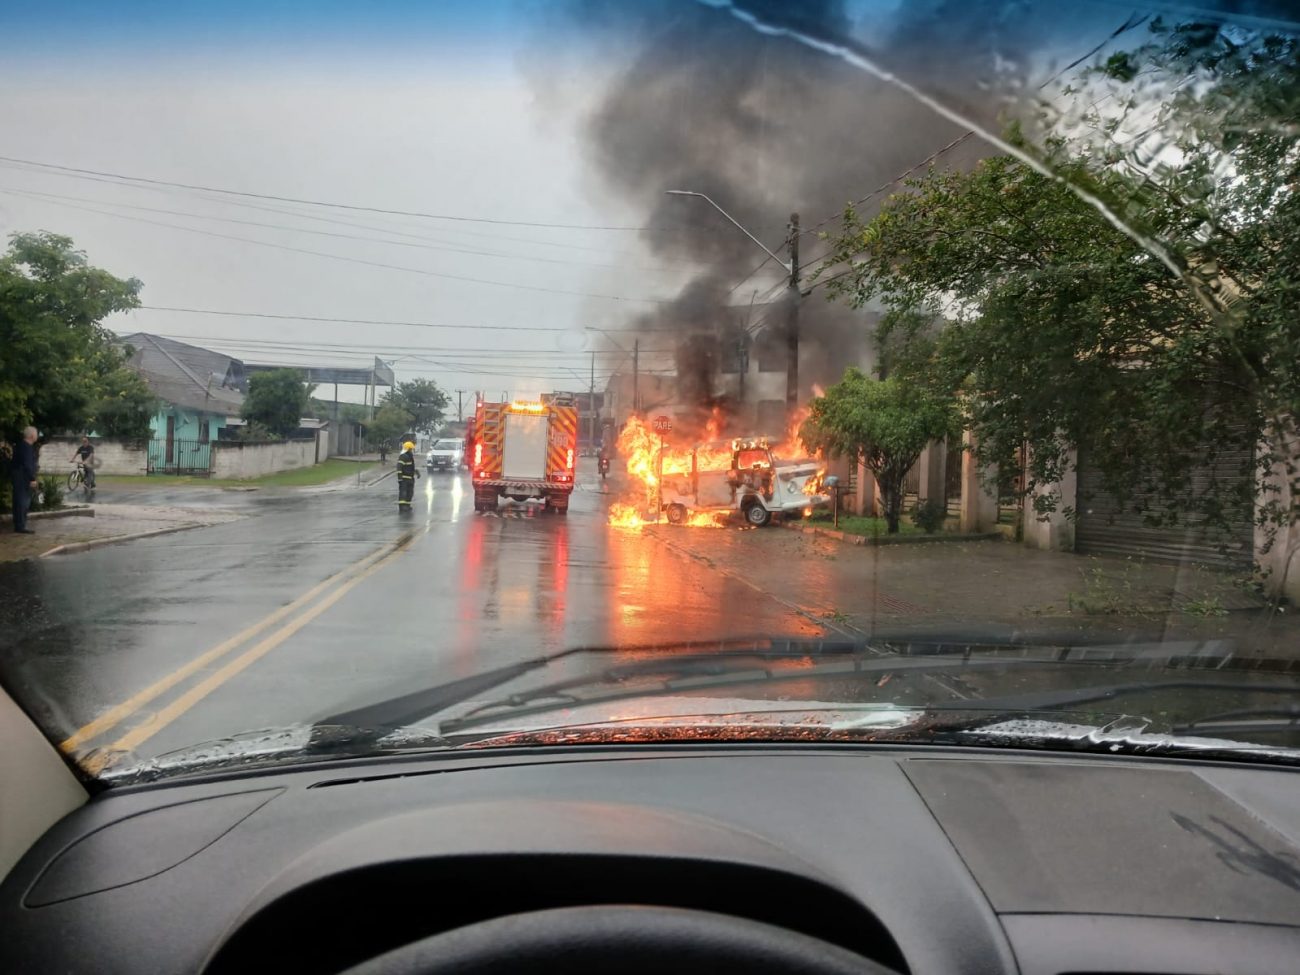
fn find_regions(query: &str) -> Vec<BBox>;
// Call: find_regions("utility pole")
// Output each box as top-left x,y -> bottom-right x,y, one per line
632,338 -> 640,416
589,350 -> 597,450
454,389 -> 466,423
786,211 -> 800,411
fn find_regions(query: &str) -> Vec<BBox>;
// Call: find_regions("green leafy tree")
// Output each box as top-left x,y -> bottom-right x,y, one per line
366,403 -> 411,452
0,232 -> 142,438
801,369 -> 959,534
820,17 -> 1298,551
81,337 -> 156,441
310,398 -> 369,425
380,379 -> 448,435
242,369 -> 312,439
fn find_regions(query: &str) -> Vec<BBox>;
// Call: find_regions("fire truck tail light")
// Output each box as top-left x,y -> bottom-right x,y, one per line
474,442 -> 482,468
566,448 -> 575,470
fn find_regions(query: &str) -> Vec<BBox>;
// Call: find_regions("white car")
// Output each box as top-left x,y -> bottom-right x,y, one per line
426,438 -> 465,471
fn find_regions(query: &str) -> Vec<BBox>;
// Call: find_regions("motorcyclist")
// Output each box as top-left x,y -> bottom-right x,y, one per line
396,440 -> 419,510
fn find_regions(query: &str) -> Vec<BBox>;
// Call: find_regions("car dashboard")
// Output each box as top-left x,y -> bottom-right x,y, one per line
4,744 -> 1300,974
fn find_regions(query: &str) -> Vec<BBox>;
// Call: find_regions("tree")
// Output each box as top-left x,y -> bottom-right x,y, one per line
310,398 -> 368,425
819,17 -> 1299,549
0,232 -> 143,438
365,403 -> 410,451
87,361 -> 156,441
242,369 -> 312,439
380,379 -> 448,435
801,369 -> 959,534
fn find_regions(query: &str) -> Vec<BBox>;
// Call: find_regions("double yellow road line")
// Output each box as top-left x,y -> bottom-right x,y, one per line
64,534 -> 415,775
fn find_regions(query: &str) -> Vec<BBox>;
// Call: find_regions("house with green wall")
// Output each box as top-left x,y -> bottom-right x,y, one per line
120,333 -> 246,473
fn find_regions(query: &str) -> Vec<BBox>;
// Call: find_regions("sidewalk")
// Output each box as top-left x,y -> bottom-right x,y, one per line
0,503 -> 242,562
642,517 -> 1299,659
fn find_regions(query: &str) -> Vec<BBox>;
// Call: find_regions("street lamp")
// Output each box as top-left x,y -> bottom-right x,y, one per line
670,188 -> 800,413
664,190 -> 791,273
665,190 -> 801,412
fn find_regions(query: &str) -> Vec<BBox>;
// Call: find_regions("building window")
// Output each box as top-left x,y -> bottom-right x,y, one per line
198,419 -> 210,444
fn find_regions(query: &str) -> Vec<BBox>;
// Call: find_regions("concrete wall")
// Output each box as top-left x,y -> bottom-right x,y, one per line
1256,428 -> 1300,602
1022,447 -> 1078,552
210,438 -> 316,479
45,437 -> 147,476
959,430 -> 1000,533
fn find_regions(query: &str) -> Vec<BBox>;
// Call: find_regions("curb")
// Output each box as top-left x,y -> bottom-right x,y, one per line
782,522 -> 1002,547
364,469 -> 396,487
0,505 -> 95,524
40,522 -> 206,558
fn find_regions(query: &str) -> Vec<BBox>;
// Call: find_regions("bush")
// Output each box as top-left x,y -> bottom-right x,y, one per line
36,473 -> 64,511
910,498 -> 947,533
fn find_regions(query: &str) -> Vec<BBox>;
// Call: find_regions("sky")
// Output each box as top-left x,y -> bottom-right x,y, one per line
2,0 -> 1261,408
0,0 -> 695,405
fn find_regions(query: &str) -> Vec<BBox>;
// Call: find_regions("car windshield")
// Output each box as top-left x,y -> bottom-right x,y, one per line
1,1 -> 1298,786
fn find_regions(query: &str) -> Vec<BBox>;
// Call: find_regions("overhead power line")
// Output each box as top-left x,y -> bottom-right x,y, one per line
130,305 -> 689,333
2,186 -> 698,276
130,331 -> 678,358
0,154 -> 652,231
0,159 -> 717,264
796,13 -> 1154,244
14,192 -> 672,305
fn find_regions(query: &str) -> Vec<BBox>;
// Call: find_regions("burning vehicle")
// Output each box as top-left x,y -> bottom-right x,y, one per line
609,414 -> 828,528
660,436 -> 828,527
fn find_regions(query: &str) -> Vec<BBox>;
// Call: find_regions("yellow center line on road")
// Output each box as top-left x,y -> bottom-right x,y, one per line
60,537 -> 406,755
82,540 -> 413,776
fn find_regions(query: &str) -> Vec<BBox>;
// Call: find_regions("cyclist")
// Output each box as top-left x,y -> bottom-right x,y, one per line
69,436 -> 96,489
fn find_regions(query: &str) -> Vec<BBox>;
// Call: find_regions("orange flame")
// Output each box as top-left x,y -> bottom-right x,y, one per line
704,405 -> 725,442
617,415 -> 662,490
608,501 -> 648,529
771,404 -> 813,460
684,510 -> 730,527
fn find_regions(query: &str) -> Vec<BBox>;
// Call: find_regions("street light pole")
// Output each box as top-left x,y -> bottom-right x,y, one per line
665,190 -> 801,414
787,211 -> 800,410
665,191 -> 791,273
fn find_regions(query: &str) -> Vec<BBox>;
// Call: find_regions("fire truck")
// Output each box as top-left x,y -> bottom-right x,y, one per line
468,396 -> 579,514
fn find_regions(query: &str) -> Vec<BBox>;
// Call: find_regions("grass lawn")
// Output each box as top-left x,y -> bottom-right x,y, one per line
805,511 -> 922,537
98,458 -> 380,489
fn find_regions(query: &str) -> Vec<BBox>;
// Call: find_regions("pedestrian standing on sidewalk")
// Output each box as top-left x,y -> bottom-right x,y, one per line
10,426 -> 39,534
396,440 -> 419,511
378,443 -> 388,465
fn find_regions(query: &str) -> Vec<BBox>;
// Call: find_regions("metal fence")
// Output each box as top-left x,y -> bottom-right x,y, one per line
147,438 -> 212,475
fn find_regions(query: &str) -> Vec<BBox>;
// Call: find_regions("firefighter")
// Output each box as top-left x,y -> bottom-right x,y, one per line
396,440 -> 419,510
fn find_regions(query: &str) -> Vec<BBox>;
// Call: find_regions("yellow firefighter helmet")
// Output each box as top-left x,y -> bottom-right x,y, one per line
402,441 -> 415,451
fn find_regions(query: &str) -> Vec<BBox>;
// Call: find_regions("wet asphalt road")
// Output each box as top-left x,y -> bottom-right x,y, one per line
0,469 -> 822,773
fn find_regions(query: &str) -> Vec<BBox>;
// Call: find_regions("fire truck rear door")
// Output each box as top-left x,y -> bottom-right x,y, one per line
502,412 -> 549,481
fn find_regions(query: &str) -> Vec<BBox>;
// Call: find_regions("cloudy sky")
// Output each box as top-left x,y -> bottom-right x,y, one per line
0,1 -> 701,403
0,0 -> 1221,405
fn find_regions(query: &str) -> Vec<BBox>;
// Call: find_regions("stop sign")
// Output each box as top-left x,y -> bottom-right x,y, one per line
652,415 -> 673,434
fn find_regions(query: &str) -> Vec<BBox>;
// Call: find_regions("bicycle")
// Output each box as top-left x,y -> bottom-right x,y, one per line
67,462 -> 96,497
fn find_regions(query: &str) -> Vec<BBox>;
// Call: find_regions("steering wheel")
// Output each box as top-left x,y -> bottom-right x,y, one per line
339,905 -> 900,975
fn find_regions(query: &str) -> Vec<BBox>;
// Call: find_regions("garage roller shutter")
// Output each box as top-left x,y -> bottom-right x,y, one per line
1075,437 -> 1255,569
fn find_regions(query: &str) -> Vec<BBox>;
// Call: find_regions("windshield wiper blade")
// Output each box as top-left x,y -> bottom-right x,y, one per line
1171,704 -> 1300,737
959,680 -> 1300,715
436,650 -> 1144,734
307,638 -> 870,748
